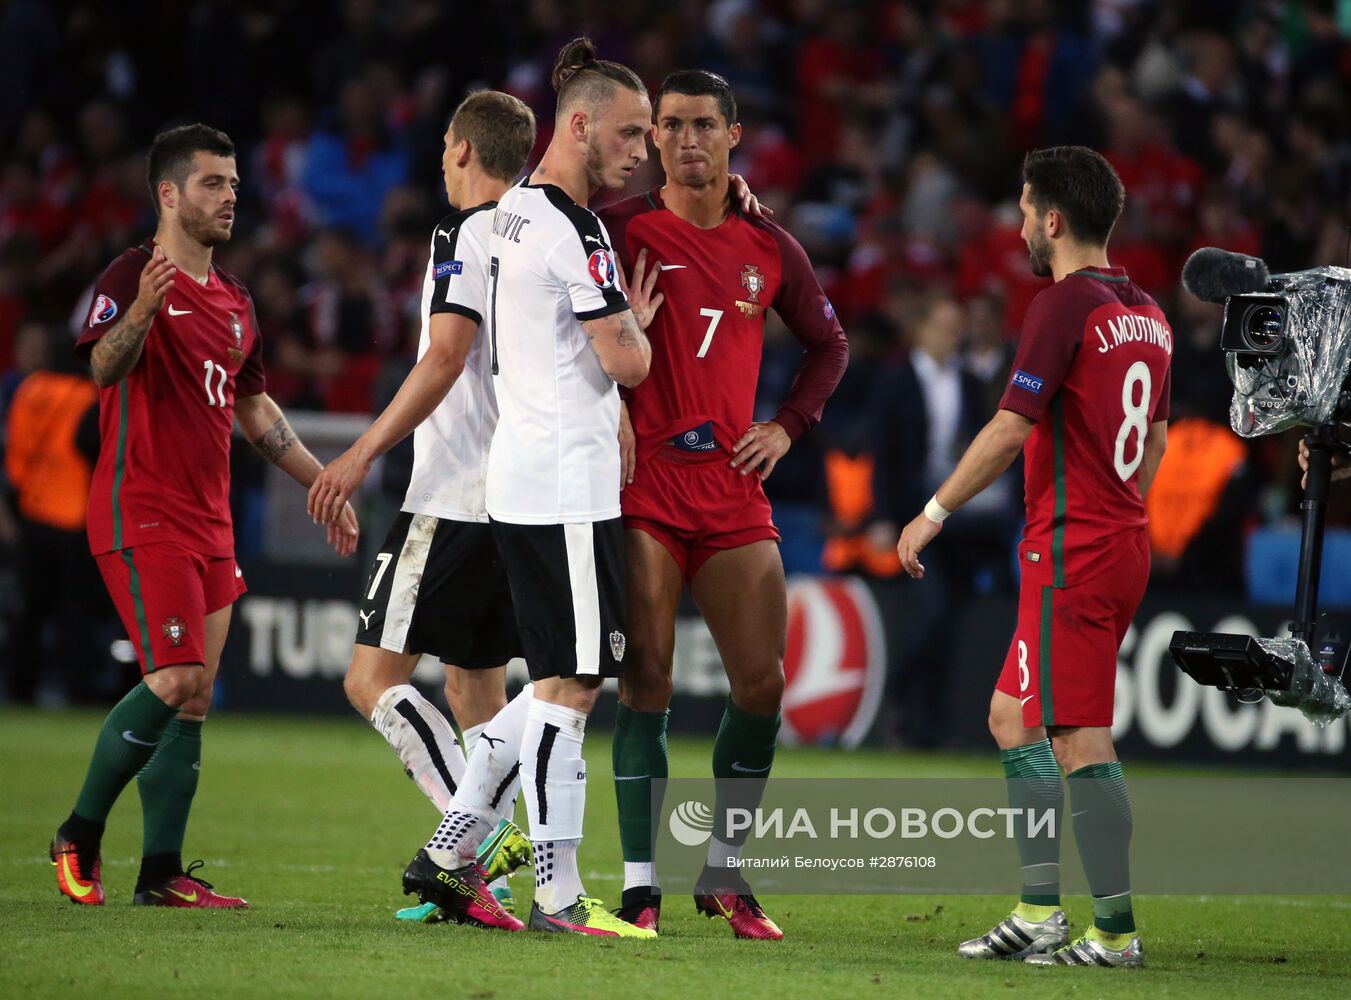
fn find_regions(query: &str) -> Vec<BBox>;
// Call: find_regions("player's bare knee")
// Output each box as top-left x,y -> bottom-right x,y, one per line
620,667 -> 673,712
146,665 -> 201,708
730,667 -> 785,717
179,686 -> 213,718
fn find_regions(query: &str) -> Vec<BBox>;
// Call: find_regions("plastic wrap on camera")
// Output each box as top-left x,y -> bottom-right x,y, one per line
1254,637 -> 1351,726
1228,266 -> 1351,437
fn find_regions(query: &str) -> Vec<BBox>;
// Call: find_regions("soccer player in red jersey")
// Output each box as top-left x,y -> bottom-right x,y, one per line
599,71 -> 848,938
51,124 -> 358,909
898,147 -> 1170,968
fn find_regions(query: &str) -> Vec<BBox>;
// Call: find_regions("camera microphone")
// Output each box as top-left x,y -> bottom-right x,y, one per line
1182,247 -> 1271,303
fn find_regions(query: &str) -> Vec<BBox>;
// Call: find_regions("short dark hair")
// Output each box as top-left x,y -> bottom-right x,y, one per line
451,90 -> 536,183
1021,145 -> 1125,247
146,123 -> 235,212
655,70 -> 737,125
550,36 -> 645,114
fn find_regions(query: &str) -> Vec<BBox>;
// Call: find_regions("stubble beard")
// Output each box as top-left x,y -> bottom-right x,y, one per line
1027,232 -> 1052,277
180,199 -> 231,247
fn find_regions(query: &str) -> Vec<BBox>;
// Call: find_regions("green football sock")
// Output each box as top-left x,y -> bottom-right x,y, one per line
613,705 -> 669,864
1068,760 -> 1135,935
137,717 -> 203,857
1000,739 -> 1063,908
709,699 -> 780,850
70,682 -> 177,825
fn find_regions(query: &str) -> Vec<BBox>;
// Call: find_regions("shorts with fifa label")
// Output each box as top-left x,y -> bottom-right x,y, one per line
490,516 -> 627,681
356,512 -> 521,669
996,529 -> 1150,728
95,542 -> 247,673
622,446 -> 780,584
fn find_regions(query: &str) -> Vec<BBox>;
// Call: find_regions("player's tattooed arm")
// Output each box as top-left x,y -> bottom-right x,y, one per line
583,309 -> 652,388
236,391 -> 359,556
89,247 -> 177,387
250,417 -> 298,463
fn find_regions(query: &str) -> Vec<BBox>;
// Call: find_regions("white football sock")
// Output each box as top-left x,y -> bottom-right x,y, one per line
706,837 -> 742,871
520,698 -> 588,910
462,722 -> 488,757
370,684 -> 464,812
534,838 -> 582,913
423,685 -> 534,868
624,861 -> 657,892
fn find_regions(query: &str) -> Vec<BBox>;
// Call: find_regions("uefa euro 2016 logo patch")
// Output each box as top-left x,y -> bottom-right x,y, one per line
1012,370 -> 1044,394
90,294 -> 118,326
588,248 -> 617,289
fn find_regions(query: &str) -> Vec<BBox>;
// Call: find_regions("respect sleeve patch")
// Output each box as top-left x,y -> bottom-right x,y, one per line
434,260 -> 463,280
1011,370 -> 1044,394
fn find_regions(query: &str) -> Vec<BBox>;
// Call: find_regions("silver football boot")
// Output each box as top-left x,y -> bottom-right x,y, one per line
957,908 -> 1069,959
1024,931 -> 1145,968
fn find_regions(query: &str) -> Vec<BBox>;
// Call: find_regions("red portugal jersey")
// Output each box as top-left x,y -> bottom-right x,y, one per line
998,267 -> 1172,587
600,190 -> 847,458
76,241 -> 266,557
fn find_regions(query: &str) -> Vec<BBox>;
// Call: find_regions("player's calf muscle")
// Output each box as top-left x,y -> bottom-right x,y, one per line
343,646 -> 415,717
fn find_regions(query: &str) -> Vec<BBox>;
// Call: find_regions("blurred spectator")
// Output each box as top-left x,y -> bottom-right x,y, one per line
301,73 -> 409,245
2,322 -> 109,704
301,228 -> 397,412
867,295 -> 1004,746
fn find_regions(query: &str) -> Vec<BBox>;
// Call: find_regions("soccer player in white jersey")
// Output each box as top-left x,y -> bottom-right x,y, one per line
306,91 -> 538,932
406,37 -> 662,938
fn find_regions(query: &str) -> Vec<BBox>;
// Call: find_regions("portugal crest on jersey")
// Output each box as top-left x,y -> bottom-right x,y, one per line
228,312 -> 244,363
162,616 -> 188,647
740,264 -> 765,302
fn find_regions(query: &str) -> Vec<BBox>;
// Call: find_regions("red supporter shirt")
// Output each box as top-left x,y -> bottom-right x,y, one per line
998,267 -> 1172,587
76,241 -> 266,557
600,190 -> 848,459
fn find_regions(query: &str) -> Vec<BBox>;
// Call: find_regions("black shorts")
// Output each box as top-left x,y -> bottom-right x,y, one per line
355,513 -> 521,669
490,517 -> 627,681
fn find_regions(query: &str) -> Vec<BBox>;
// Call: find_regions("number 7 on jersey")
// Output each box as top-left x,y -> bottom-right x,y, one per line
697,308 -> 723,359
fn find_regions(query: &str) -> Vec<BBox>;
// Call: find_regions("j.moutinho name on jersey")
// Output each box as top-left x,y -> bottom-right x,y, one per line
1093,312 -> 1172,355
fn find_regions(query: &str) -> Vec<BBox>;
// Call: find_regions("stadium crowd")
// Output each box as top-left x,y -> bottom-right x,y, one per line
3,0 -> 1351,733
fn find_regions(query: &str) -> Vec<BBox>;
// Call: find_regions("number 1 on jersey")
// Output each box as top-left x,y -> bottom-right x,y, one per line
489,256 -> 501,375
697,308 -> 723,358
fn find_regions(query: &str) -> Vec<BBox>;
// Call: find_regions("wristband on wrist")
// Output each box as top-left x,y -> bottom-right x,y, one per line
924,495 -> 951,524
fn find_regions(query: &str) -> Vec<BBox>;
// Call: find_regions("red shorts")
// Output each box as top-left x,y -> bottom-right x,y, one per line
95,542 -> 247,673
622,447 -> 780,584
996,530 -> 1149,728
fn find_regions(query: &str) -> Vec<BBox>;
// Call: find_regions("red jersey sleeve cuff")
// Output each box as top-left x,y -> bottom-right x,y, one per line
998,392 -> 1045,423
772,408 -> 810,441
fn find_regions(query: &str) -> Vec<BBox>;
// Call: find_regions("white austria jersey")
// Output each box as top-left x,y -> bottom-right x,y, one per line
485,180 -> 630,524
402,203 -> 498,522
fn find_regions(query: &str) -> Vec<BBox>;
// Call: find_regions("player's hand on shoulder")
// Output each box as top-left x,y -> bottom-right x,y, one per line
326,501 -> 359,557
729,174 -> 773,218
619,400 -> 636,488
730,420 -> 791,480
896,513 -> 941,579
308,446 -> 373,527
627,248 -> 665,331
132,245 -> 176,323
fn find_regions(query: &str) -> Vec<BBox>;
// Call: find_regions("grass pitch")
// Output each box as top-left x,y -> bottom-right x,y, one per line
1,707 -> 1347,999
